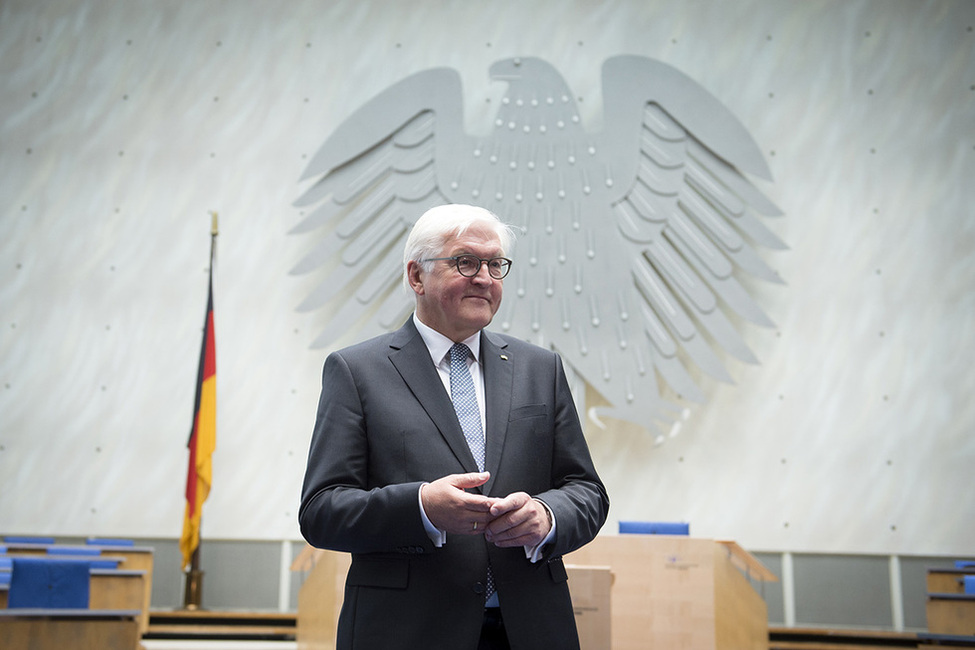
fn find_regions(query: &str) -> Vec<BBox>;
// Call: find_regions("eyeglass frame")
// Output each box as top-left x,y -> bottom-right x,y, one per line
419,254 -> 513,280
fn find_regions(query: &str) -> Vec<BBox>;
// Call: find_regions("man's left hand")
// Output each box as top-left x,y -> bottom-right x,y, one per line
484,492 -> 551,548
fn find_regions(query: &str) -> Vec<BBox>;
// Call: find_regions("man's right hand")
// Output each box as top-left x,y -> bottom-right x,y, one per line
420,472 -> 497,535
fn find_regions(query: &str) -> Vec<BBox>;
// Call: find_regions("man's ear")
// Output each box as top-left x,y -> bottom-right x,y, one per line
406,260 -> 424,295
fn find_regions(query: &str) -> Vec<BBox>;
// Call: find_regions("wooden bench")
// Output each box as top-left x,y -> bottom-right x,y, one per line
929,569 -> 975,595
0,608 -> 141,650
927,593 -> 975,637
0,558 -> 149,633
2,542 -> 153,633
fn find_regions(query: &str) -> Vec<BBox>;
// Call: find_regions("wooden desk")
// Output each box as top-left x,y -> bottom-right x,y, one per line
566,535 -> 776,650
90,569 -> 148,632
2,544 -> 153,633
929,569 -> 975,595
0,563 -> 148,634
296,548 -> 350,650
0,608 -> 141,650
927,593 -> 975,636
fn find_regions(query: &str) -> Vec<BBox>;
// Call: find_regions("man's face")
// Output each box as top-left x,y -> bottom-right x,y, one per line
409,223 -> 505,342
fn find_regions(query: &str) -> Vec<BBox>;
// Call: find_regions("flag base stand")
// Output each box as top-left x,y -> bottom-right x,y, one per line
182,568 -> 205,610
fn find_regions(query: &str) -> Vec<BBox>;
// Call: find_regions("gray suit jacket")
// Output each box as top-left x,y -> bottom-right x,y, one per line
299,318 -> 609,650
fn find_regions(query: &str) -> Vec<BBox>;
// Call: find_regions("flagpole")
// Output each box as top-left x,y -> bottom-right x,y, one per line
182,212 -> 218,611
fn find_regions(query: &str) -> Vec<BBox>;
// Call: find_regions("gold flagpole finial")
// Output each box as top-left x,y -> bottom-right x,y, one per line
210,211 -> 219,237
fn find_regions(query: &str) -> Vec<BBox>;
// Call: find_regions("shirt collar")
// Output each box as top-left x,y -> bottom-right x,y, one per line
413,313 -> 481,365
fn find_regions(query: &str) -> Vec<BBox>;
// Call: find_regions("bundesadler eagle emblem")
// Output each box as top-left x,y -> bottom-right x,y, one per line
293,56 -> 784,439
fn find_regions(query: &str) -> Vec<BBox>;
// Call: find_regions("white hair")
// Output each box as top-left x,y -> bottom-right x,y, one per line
402,204 -> 515,290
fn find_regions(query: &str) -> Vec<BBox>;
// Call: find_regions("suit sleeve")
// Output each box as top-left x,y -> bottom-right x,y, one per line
533,353 -> 610,559
298,350 -> 433,554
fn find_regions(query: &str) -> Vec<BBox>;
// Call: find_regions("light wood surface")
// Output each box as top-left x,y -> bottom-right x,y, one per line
296,548 -> 350,650
566,535 -> 773,650
0,609 -> 141,650
927,568 -> 973,595
926,594 -> 975,636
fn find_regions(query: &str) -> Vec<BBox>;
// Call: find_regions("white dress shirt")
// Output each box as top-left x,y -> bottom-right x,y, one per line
412,314 -> 556,566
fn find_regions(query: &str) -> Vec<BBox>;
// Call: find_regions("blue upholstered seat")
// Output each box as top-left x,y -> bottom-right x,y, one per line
49,546 -> 100,556
618,521 -> 690,535
0,557 -> 12,587
8,557 -> 91,609
3,536 -> 55,545
86,537 -> 135,547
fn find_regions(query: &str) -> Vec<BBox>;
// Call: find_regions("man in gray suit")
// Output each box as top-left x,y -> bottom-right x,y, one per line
299,204 -> 609,649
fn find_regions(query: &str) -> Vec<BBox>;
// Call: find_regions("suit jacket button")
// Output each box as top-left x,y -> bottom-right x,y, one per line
473,582 -> 485,595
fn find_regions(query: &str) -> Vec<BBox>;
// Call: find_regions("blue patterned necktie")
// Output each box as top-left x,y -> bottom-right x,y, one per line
449,343 -> 485,472
448,342 -> 495,602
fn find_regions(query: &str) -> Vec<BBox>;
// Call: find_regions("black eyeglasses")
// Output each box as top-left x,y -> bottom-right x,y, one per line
420,254 -> 513,279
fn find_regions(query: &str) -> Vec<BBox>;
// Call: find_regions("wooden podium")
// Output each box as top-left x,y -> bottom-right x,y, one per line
294,547 -> 349,650
295,536 -> 775,650
566,535 -> 777,650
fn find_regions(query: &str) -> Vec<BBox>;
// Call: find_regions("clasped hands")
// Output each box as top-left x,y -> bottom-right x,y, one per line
420,472 -> 551,549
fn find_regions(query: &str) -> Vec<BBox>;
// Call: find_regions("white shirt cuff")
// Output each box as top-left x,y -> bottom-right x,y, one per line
525,499 -> 556,563
418,483 -> 446,547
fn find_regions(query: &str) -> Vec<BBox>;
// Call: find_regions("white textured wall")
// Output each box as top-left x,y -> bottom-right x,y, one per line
1,0 -> 972,556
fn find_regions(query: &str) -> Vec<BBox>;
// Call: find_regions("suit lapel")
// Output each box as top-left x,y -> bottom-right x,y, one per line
480,331 -> 512,496
387,320 -> 481,475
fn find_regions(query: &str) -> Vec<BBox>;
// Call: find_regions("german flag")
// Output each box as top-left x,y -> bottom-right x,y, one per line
180,258 -> 217,570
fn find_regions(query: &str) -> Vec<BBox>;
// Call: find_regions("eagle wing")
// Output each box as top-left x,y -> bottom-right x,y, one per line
588,55 -> 785,431
292,68 -> 470,347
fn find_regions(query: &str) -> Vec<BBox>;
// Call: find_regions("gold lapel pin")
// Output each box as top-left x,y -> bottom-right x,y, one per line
500,354 -> 508,361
